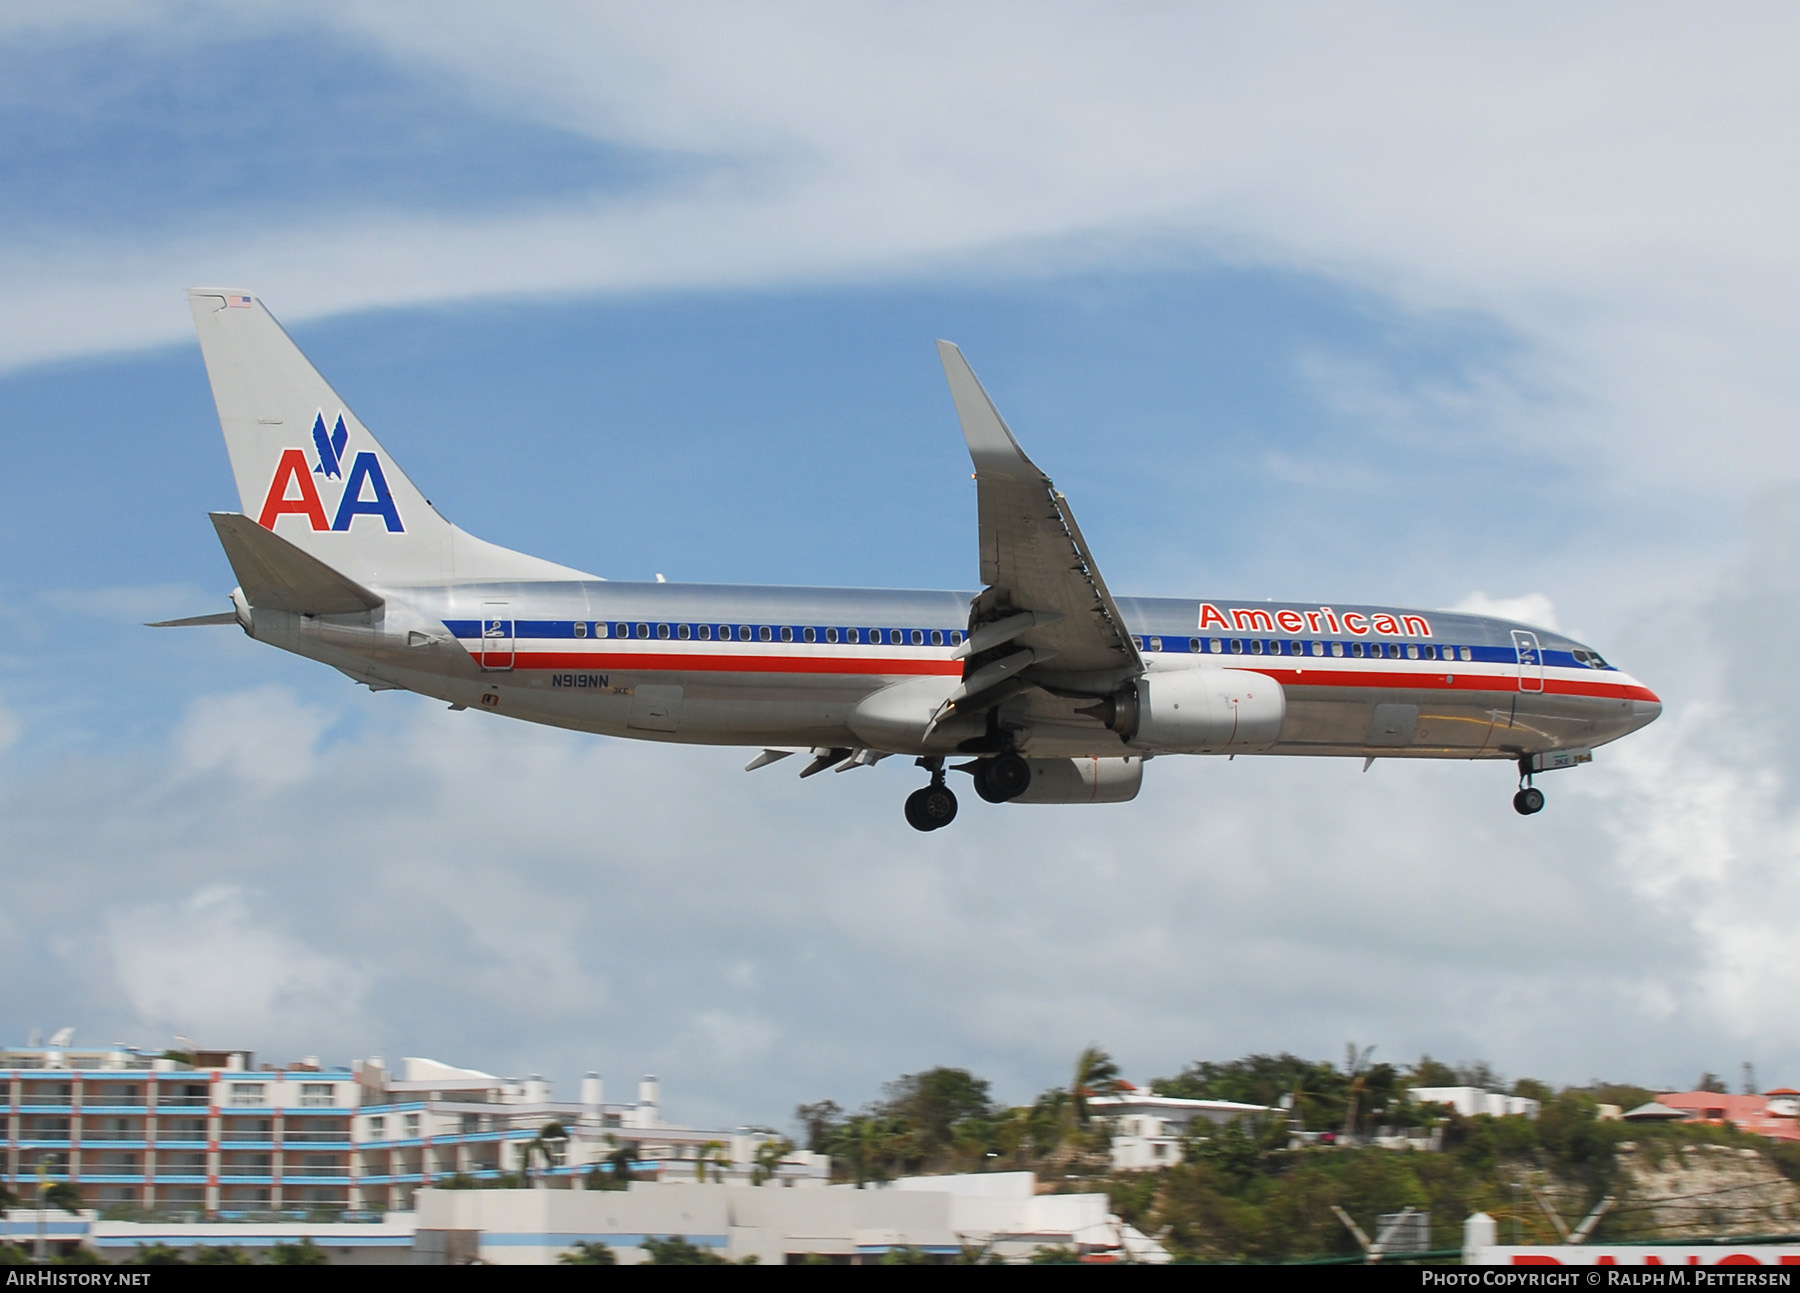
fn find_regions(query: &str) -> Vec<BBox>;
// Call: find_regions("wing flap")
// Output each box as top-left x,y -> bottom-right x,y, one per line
210,512 -> 384,615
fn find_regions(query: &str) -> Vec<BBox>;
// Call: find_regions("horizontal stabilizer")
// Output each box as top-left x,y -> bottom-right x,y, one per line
210,513 -> 383,615
147,611 -> 240,628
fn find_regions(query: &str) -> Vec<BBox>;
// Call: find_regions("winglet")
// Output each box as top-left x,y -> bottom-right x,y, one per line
936,341 -> 1046,484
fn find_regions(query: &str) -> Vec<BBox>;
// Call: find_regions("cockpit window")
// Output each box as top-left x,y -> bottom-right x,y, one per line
1572,647 -> 1610,669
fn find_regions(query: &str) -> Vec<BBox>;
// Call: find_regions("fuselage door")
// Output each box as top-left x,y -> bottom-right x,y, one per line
1512,629 -> 1544,693
480,602 -> 514,672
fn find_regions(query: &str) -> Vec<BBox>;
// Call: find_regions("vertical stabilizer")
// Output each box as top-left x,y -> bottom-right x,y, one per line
187,289 -> 593,586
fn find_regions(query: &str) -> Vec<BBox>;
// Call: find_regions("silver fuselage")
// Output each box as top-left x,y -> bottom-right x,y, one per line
246,579 -> 1662,761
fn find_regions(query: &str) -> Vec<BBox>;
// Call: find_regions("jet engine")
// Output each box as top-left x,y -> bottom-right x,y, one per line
1085,668 -> 1286,753
1009,756 -> 1144,804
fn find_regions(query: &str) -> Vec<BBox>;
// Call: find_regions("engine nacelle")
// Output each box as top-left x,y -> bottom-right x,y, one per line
1095,668 -> 1286,753
1010,756 -> 1144,804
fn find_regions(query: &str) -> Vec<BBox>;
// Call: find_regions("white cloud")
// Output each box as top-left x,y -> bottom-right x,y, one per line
105,884 -> 371,1046
173,685 -> 335,789
3,3 -> 1800,509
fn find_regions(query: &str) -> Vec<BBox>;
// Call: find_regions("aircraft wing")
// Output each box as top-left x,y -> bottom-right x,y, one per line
937,341 -> 1143,694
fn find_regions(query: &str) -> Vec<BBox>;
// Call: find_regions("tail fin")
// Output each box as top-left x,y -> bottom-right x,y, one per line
187,289 -> 593,586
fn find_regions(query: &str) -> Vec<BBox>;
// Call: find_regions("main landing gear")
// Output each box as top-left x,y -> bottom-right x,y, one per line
905,753 -> 1034,830
1513,759 -> 1546,816
904,758 -> 959,832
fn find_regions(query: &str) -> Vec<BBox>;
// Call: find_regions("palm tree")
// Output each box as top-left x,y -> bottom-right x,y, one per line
752,1138 -> 793,1186
1071,1046 -> 1122,1127
694,1140 -> 728,1183
522,1121 -> 569,1188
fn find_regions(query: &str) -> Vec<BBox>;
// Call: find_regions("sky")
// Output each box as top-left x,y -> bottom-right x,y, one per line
2,2 -> 1798,1131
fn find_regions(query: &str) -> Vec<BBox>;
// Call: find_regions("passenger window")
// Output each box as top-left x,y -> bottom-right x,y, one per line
1149,636 -> 1162,652
678,624 -> 691,640
1231,639 -> 1244,654
1460,646 -> 1472,662
826,627 -> 839,644
655,623 -> 669,639
930,630 -> 943,646
1291,640 -> 1304,655
1406,644 -> 1419,659
950,631 -> 963,646
911,629 -> 923,645
780,626 -> 793,642
698,625 -> 712,641
1210,638 -> 1223,653
1250,639 -> 1264,655
1189,638 -> 1200,652
847,628 -> 860,644
1421,643 -> 1435,660
1310,641 -> 1324,657
1351,642 -> 1364,658
596,622 -> 609,639
740,626 -> 753,641
804,627 -> 816,643
615,623 -> 629,638
574,621 -> 587,639
759,626 -> 772,642
637,623 -> 650,639
1332,642 -> 1345,657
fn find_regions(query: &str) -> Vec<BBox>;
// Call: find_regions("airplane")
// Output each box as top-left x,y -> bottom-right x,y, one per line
157,288 -> 1661,831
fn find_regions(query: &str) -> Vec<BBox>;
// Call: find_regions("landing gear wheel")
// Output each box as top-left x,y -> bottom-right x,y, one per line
905,784 -> 959,831
985,752 -> 1032,802
1513,786 -> 1545,816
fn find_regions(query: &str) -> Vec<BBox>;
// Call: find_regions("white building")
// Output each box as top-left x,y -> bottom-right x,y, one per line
1084,1084 -> 1273,1170
415,1172 -> 1168,1264
1,1035 -> 823,1221
1409,1086 -> 1541,1120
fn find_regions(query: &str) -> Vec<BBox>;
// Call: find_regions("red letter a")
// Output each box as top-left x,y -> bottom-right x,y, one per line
258,448 -> 330,531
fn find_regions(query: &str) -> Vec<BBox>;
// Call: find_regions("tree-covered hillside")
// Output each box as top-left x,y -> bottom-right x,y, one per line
796,1049 -> 1800,1261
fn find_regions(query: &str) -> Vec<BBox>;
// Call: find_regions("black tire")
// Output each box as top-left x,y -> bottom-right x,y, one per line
1513,787 -> 1545,816
987,753 -> 1031,802
905,785 -> 959,831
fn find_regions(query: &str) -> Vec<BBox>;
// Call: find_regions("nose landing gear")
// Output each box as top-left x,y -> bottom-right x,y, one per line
1513,759 -> 1545,816
904,758 -> 959,832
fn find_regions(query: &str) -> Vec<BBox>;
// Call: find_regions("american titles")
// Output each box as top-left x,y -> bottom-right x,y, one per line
1198,603 -> 1431,638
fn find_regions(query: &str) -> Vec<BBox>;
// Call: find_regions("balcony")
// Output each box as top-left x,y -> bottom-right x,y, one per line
80,1130 -> 148,1142
282,1165 -> 350,1179
282,1130 -> 352,1145
154,1096 -> 211,1108
82,1095 -> 148,1108
19,1095 -> 74,1107
221,1131 -> 275,1144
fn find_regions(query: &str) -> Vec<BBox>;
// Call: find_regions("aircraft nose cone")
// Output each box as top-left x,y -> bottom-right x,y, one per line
1630,697 -> 1662,730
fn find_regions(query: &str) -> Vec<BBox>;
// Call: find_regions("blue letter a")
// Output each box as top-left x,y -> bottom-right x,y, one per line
331,452 -> 405,532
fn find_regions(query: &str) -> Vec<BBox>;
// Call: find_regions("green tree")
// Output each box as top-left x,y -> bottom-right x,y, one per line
694,1140 -> 729,1183
194,1245 -> 255,1265
523,1121 -> 569,1185
130,1242 -> 188,1265
0,1245 -> 31,1265
879,1068 -> 995,1158
559,1241 -> 617,1265
269,1237 -> 328,1266
795,1100 -> 844,1153
878,1245 -> 936,1264
752,1137 -> 795,1185
1071,1046 -> 1122,1126
642,1235 -> 727,1265
42,1182 -> 84,1215
1029,1245 -> 1083,1264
